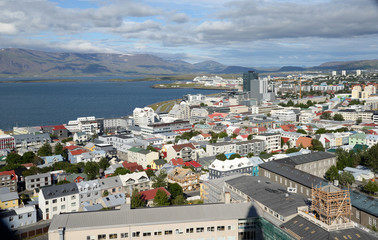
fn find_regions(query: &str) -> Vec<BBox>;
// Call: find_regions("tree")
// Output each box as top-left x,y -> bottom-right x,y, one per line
66,165 -> 79,174
54,142 -> 64,155
145,168 -> 155,177
84,162 -> 99,180
218,132 -> 228,138
6,152 -> 23,165
324,165 -> 339,182
310,139 -> 325,152
131,189 -> 145,208
333,113 -> 344,121
56,180 -> 70,185
320,112 -> 332,120
287,99 -> 294,106
363,181 -> 378,195
243,117 -> 249,121
37,142 -> 53,157
152,171 -> 168,188
22,151 -> 36,163
216,153 -> 227,161
356,117 -> 362,125
229,153 -> 241,160
147,145 -> 158,152
338,172 -> 354,186
231,133 -> 238,139
102,190 -> 109,197
98,157 -> 110,170
168,183 -> 183,199
247,152 -> 254,158
286,147 -> 300,154
32,156 -> 44,165
172,195 -> 186,205
61,137 -> 73,143
361,144 -> 378,173
153,189 -> 170,206
296,129 -> 307,134
113,167 -> 131,176
248,135 -> 253,140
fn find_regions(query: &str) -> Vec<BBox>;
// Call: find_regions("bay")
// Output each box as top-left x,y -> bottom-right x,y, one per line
0,80 -> 219,130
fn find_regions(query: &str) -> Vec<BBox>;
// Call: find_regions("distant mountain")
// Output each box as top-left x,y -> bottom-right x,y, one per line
0,48 -> 252,77
221,66 -> 257,74
312,59 -> 378,70
278,66 -> 306,72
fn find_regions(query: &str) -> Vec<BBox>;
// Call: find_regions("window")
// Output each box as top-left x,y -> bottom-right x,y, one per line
120,233 -> 128,238
112,188 -> 116,193
228,226 -> 232,230
9,216 -> 13,222
45,201 -> 48,205
53,207 -> 57,212
196,227 -> 204,233
142,232 -> 151,237
109,234 -> 117,239
19,215 -> 23,219
356,211 -> 360,219
87,236 -> 95,240
71,196 -> 76,200
61,205 -> 65,210
132,232 -> 140,237
98,234 -> 106,240
217,226 -> 225,231
164,230 -> 172,235
71,202 -> 76,207
186,228 -> 194,233
154,231 -> 162,235
369,217 -> 372,225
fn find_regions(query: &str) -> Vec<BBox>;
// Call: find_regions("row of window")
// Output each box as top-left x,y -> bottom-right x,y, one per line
8,213 -> 33,221
90,226 -> 234,240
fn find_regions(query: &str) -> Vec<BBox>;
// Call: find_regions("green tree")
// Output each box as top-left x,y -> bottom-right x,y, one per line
243,117 -> 249,121
22,151 -> 36,163
310,139 -> 325,151
61,137 -> 73,143
231,133 -> 238,139
296,129 -> 307,134
320,112 -> 332,120
113,167 -> 131,176
324,165 -> 339,182
131,189 -> 145,208
66,165 -> 79,174
84,162 -> 99,180
145,168 -> 155,178
333,113 -> 344,121
216,153 -> 227,161
172,195 -> 186,205
102,190 -> 109,197
286,147 -> 300,154
361,144 -> 378,173
147,145 -> 158,152
287,99 -> 294,106
152,171 -> 168,188
56,180 -> 70,185
338,172 -> 355,186
98,157 -> 110,170
356,117 -> 362,125
218,132 -> 228,138
168,183 -> 183,199
247,152 -> 254,158
32,156 -> 44,165
229,153 -> 241,160
54,142 -> 64,155
248,135 -> 253,140
363,181 -> 378,195
153,189 -> 170,206
37,142 -> 53,157
6,152 -> 23,165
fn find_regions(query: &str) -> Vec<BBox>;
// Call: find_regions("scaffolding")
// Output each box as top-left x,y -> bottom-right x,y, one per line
311,185 -> 352,226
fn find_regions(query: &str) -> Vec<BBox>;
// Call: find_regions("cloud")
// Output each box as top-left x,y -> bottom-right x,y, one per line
170,13 -> 190,23
0,23 -> 18,34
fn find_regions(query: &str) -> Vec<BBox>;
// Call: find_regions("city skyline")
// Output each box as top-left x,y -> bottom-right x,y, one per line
1,0 -> 378,67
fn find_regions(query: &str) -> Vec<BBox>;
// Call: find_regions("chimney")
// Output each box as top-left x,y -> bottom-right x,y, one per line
225,192 -> 231,204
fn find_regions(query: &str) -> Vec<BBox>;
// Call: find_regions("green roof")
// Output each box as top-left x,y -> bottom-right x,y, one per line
128,147 -> 143,152
153,159 -> 166,165
353,144 -> 368,152
327,149 -> 337,153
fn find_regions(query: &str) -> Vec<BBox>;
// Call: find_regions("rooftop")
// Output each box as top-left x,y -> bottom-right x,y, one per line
41,183 -> 79,200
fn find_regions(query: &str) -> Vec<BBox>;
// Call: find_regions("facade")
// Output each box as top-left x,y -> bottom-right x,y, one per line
140,120 -> 192,135
254,133 -> 281,153
166,143 -> 198,162
243,71 -> 275,102
168,101 -> 190,119
133,107 -> 158,126
38,183 -> 80,220
98,176 -> 123,196
76,180 -> 101,205
66,116 -> 99,135
127,147 -> 159,168
206,142 -> 236,156
103,117 -> 128,132
13,133 -> 51,148
350,190 -> 378,230
271,110 -> 297,122
0,170 -> 18,192
118,172 -> 150,196
208,157 -> 263,179
25,173 -> 52,191
41,125 -> 68,138
0,187 -> 19,209
0,134 -> 15,150
235,139 -> 265,156
0,206 -> 37,229
167,167 -> 200,191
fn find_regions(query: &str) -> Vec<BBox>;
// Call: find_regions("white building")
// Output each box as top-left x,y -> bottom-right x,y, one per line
25,173 -> 52,191
271,110 -> 297,122
118,172 -> 151,195
133,107 -> 158,126
77,180 -> 101,205
66,116 -> 99,135
38,183 -> 80,220
168,101 -> 190,120
254,133 -> 281,153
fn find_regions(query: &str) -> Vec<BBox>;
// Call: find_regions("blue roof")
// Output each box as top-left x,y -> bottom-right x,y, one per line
41,155 -> 64,164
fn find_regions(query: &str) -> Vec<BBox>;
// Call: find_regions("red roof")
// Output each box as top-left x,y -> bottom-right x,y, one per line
0,170 -> 17,180
171,158 -> 184,166
240,134 -> 249,139
139,187 -> 171,201
201,133 -> 211,138
258,127 -> 267,132
69,149 -> 88,156
325,138 -> 330,143
233,128 -> 241,134
173,128 -> 192,134
282,137 -> 290,143
186,160 -> 202,168
208,112 -> 228,119
122,161 -> 143,172
64,145 -> 81,150
234,116 -> 241,118
207,122 -> 215,126
281,124 -> 296,132
172,143 -> 195,152
53,125 -> 67,131
21,163 -> 34,168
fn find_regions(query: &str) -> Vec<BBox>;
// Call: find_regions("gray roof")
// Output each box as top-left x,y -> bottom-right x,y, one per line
14,133 -> 51,144
0,191 -> 19,202
226,175 -> 307,217
41,183 -> 79,200
281,215 -> 375,240
0,209 -> 17,218
350,190 -> 378,217
49,202 -> 258,232
259,161 -> 326,188
101,193 -> 126,208
98,176 -> 122,190
25,172 -> 51,181
274,151 -> 335,166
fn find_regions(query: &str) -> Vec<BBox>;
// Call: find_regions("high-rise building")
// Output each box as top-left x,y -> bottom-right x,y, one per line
341,70 -> 346,76
242,71 -> 258,92
332,71 -> 337,76
356,70 -> 361,76
242,71 -> 274,103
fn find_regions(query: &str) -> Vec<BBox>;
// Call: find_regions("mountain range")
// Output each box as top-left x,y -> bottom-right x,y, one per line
0,48 -> 377,78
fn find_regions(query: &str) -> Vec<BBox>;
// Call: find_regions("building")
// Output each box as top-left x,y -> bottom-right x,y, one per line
118,172 -> 150,196
139,187 -> 171,207
13,133 -> 51,148
167,167 -> 200,191
38,183 -> 80,220
208,157 -> 263,179
66,116 -> 99,135
0,135 -> 15,150
254,133 -> 281,153
133,107 -> 158,126
243,71 -> 275,102
0,206 -> 37,229
166,143 -> 198,162
76,180 -> 101,205
103,117 -> 128,133
25,173 -> 52,191
127,147 -> 159,168
140,120 -> 192,135
271,110 -> 297,122
41,125 -> 68,138
350,190 -> 378,229
168,101 -> 190,119
0,170 -> 18,192
98,176 -> 123,196
0,187 -> 19,209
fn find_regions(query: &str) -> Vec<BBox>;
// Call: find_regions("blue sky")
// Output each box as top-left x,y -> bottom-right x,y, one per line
1,0 -> 378,67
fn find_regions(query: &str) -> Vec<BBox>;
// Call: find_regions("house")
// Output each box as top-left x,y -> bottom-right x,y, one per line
38,183 -> 80,220
208,157 -> 263,179
0,206 -> 37,229
0,187 -> 19,209
58,173 -> 88,183
41,125 -> 68,139
170,157 -> 184,166
139,187 -> 171,207
151,159 -> 166,170
75,150 -> 106,164
41,155 -> 64,165
350,190 -> 378,229
166,143 -> 198,162
73,132 -> 90,144
97,192 -> 126,209
118,172 -> 151,196
13,133 -> 51,148
349,133 -> 367,146
98,176 -> 123,196
76,180 -> 101,205
25,173 -> 52,191
167,167 -> 200,191
0,170 -> 18,192
68,148 -> 88,163
122,161 -> 144,172
295,136 -> 312,148
254,133 -> 281,153
183,161 -> 202,172
127,147 -> 159,168
343,166 -> 375,181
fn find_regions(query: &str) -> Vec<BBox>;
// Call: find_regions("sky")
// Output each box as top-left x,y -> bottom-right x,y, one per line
1,0 -> 378,67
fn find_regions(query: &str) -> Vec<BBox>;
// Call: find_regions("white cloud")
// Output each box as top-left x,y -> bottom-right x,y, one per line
0,23 -> 18,34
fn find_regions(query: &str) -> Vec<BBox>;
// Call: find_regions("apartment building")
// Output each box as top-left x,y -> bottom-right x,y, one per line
25,173 -> 52,191
166,143 -> 198,162
0,170 -> 18,192
140,120 -> 192,135
118,172 -> 151,195
254,133 -> 281,153
127,147 -> 159,168
0,206 -> 37,229
39,183 -> 80,220
76,180 -> 101,205
0,134 -> 15,150
208,157 -> 263,179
